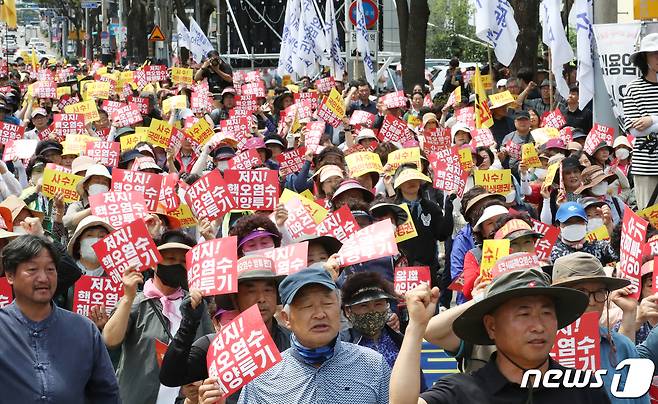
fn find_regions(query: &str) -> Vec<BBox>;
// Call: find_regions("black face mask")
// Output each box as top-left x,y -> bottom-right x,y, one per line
156,264 -> 188,289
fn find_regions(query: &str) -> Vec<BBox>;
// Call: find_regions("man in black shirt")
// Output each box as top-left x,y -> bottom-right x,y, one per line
193,50 -> 233,93
390,269 -> 611,404
561,85 -> 593,135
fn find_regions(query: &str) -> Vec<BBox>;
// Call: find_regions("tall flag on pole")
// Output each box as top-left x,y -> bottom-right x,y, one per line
569,0 -> 594,110
472,0 -> 519,66
278,0 -> 302,77
176,17 -> 191,50
474,66 -> 493,129
356,0 -> 376,87
293,0 -> 327,77
323,0 -> 346,79
188,18 -> 215,63
0,0 -> 16,30
540,0 -> 575,99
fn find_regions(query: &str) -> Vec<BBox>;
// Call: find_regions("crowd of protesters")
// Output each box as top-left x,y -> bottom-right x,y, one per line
1,33 -> 658,404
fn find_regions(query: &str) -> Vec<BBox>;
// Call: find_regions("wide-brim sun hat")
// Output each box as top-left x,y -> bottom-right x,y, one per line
393,168 -> 431,189
552,252 -> 630,291
453,268 -> 589,345
332,179 -> 375,202
75,164 -> 112,198
631,33 -> 658,64
574,165 -> 617,195
369,202 -> 409,226
474,205 -> 509,231
464,192 -> 506,216
67,215 -> 114,256
217,255 -> 286,310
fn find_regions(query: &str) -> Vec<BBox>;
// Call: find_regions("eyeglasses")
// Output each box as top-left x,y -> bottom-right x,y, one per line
575,288 -> 609,303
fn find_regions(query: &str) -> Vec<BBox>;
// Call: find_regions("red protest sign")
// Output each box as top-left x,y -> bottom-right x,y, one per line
84,141 -> 121,166
541,109 -> 567,129
262,242 -> 309,276
305,121 -> 326,151
155,339 -> 168,368
382,91 -> 407,109
422,127 -> 451,154
34,81 -> 57,99
428,148 -> 468,198
349,110 -> 376,127
227,149 -> 261,170
184,170 -> 236,221
282,197 -> 317,239
652,257 -> 658,295
111,168 -> 162,211
583,123 -> 614,155
490,253 -> 540,279
530,218 -> 560,262
127,96 -> 150,115
89,191 -> 148,228
92,219 -> 163,283
101,100 -> 126,117
234,94 -> 259,116
549,311 -> 600,370
186,237 -> 238,296
336,221 -> 398,266
644,235 -> 658,257
277,147 -> 307,177
559,127 -> 573,144
111,103 -> 143,127
221,116 -> 250,139
315,77 -> 336,93
315,204 -> 359,242
224,170 -> 279,211
455,106 -> 475,128
394,266 -> 431,296
471,128 -> 496,148
72,275 -> 124,317
158,173 -> 180,212
379,114 -> 412,143
3,139 -> 38,160
206,305 -> 282,396
144,65 -> 169,82
53,113 -> 86,137
0,121 -> 25,144
620,206 -> 648,299
294,92 -> 320,111
0,277 -> 13,308
241,81 -> 266,98
191,92 -> 213,114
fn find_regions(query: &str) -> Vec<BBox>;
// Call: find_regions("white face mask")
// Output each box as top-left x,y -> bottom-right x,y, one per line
87,183 -> 109,197
215,160 -> 229,172
590,182 -> 608,197
586,217 -> 605,233
561,224 -> 587,242
615,148 -> 630,160
80,237 -> 101,264
533,168 -> 548,180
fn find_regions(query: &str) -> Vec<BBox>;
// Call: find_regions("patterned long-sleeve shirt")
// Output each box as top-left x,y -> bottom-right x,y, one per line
549,238 -> 618,265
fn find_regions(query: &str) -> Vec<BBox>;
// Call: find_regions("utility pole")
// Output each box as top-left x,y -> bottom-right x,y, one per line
216,0 -> 221,51
101,0 -> 108,61
592,0 -> 618,136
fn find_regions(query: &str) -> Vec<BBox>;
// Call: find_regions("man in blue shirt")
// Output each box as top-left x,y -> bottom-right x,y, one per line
199,266 -> 390,404
0,235 -> 119,403
0,95 -> 20,125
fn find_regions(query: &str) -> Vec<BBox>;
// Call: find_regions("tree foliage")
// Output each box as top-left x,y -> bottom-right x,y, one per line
426,0 -> 487,63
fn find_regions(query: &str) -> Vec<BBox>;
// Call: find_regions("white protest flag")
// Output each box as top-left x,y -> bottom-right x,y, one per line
356,0 -> 376,87
176,16 -> 191,50
540,0 -> 575,98
293,0 -> 327,77
278,0 -> 301,77
188,17 -> 215,63
472,0 -> 519,66
568,0 -> 594,110
323,0 -> 346,79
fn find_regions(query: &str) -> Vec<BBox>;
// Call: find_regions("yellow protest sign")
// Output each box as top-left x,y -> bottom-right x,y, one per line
120,132 -> 147,152
521,143 -> 542,169
325,88 -> 346,119
387,147 -> 421,174
542,162 -> 560,190
458,147 -> 474,171
531,127 -> 559,147
300,189 -> 315,202
186,118 -> 214,148
280,189 -> 328,224
474,169 -> 512,195
86,81 -> 111,100
638,204 -> 658,228
481,73 -> 493,91
62,134 -> 96,156
395,203 -> 418,242
345,152 -> 383,178
162,95 -> 188,115
586,225 -> 610,242
488,90 -> 515,109
147,119 -> 174,148
171,67 -> 194,85
285,84 -> 300,93
96,66 -> 108,76
64,100 -> 100,124
118,71 -> 134,88
56,86 -> 71,98
41,167 -> 84,203
480,239 -> 510,280
170,203 -> 197,228
635,0 -> 658,19
282,75 -> 292,86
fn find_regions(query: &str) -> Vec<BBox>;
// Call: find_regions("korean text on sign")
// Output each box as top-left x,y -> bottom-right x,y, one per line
394,266 -> 431,296
72,275 -> 125,317
549,311 -> 600,370
282,196 -> 317,239
184,170 -> 237,221
92,219 -> 163,284
186,237 -> 238,296
89,190 -> 148,228
619,206 -> 648,299
277,147 -> 307,177
262,242 -> 308,276
315,204 -> 359,242
224,170 -> 279,211
336,221 -> 399,267
111,168 -> 163,211
206,305 -> 282,397
474,169 -> 512,195
41,167 -> 83,203
530,218 -> 560,262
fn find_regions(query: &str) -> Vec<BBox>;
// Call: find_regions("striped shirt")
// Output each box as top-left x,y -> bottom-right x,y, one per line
623,77 -> 658,175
